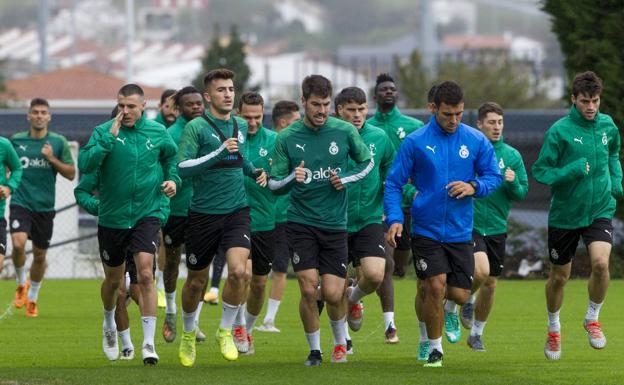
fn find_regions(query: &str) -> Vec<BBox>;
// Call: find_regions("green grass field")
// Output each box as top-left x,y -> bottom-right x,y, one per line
0,279 -> 623,385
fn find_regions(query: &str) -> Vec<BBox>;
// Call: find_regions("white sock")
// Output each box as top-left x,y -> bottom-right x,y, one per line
329,316 -> 347,346
125,273 -> 131,293
468,294 -> 476,304
219,301 -> 239,329
119,328 -> 133,350
444,300 -> 457,313
182,309 -> 196,333
305,330 -> 321,351
585,300 -> 603,321
419,321 -> 428,342
15,266 -> 27,285
429,337 -> 443,354
343,320 -> 351,341
27,280 -> 42,301
165,291 -> 176,314
103,307 -> 116,331
155,269 -> 164,290
348,285 -> 367,304
383,312 -> 395,330
471,320 -> 486,336
141,316 -> 156,347
194,300 -> 204,326
264,298 -> 281,323
547,310 -> 560,332
245,310 -> 258,334
234,303 -> 246,327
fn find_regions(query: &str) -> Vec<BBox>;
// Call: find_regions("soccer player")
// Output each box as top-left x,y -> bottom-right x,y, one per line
161,86 -> 207,344
268,75 -> 373,365
176,68 -> 267,366
367,73 -> 424,279
335,87 -> 395,341
385,81 -> 501,367
532,71 -> 622,360
11,98 -> 76,317
154,89 -> 178,128
455,102 -> 528,351
78,84 -> 179,364
256,100 -> 301,333
230,91 -> 278,354
0,136 -> 22,274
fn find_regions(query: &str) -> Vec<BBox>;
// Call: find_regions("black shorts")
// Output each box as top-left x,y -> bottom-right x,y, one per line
348,223 -> 386,267
9,205 -> 55,249
548,218 -> 613,265
384,211 -> 411,251
0,218 -> 6,255
271,222 -> 291,273
97,217 -> 161,267
473,231 -> 507,277
251,230 -> 275,276
163,215 -> 188,249
185,207 -> 251,271
411,235 -> 474,290
286,221 -> 348,278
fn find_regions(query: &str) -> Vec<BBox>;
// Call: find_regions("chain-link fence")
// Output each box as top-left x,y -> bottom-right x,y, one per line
0,108 -> 621,280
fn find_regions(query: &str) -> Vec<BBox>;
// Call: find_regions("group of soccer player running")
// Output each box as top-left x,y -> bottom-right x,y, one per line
4,68 -> 619,368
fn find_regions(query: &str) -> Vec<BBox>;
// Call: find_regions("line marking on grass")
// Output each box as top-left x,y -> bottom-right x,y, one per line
0,302 -> 14,321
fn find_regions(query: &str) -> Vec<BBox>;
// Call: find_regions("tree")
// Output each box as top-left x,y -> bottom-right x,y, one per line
542,0 -> 624,127
192,24 -> 256,97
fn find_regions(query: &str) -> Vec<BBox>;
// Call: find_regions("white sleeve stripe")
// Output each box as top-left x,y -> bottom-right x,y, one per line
178,143 -> 227,169
340,158 -> 375,185
268,171 -> 296,191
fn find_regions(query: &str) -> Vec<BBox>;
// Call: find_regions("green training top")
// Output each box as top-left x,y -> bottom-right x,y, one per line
0,137 -> 23,217
269,116 -> 373,230
532,105 -> 623,229
11,131 -> 73,212
154,112 -> 174,128
167,115 -> 193,217
177,111 -> 257,215
245,126 -> 277,232
473,138 -> 528,236
346,123 -> 395,233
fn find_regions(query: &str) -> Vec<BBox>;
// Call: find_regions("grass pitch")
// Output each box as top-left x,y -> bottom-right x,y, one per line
0,279 -> 622,385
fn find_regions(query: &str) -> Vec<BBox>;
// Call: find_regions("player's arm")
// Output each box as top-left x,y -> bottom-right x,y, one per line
471,138 -> 503,198
2,140 -> 23,199
43,137 -> 76,180
335,126 -> 374,188
159,129 -> 180,198
608,126 -> 623,199
503,152 -> 529,201
177,123 -> 230,179
74,171 -> 100,216
78,126 -> 116,173
384,139 -> 415,245
532,129 -> 588,186
268,135 -> 297,195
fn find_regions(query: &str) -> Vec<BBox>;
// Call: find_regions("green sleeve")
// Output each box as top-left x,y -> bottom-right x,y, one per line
78,128 -> 116,173
402,184 -> 417,206
74,172 -> 100,216
609,127 -> 623,199
4,141 -> 22,192
60,136 -> 74,164
268,134 -> 296,194
177,123 -> 228,179
532,129 -> 587,186
503,153 -> 529,201
339,126 -> 373,184
379,136 -> 396,180
243,158 -> 258,177
160,130 -> 181,187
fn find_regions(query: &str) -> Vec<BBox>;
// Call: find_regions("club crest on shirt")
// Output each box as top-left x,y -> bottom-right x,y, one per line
397,127 -> 406,139
602,132 -> 608,146
259,147 -> 268,157
329,141 -> 339,155
499,158 -> 505,169
238,131 -> 245,143
459,145 -> 469,159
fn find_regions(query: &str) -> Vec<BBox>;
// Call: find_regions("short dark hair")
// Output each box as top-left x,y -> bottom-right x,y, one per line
173,86 -> 201,108
238,91 -> 264,111
301,75 -> 332,100
433,81 -> 463,107
203,68 -> 235,89
272,100 -> 299,126
478,102 -> 504,121
334,87 -> 366,113
427,84 -> 438,103
160,89 -> 176,104
375,73 -> 395,92
118,84 -> 144,98
572,71 -> 603,97
29,97 -> 49,110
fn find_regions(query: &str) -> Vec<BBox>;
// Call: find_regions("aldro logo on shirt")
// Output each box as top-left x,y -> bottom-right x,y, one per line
369,143 -> 376,156
20,156 -> 51,169
302,166 -> 342,184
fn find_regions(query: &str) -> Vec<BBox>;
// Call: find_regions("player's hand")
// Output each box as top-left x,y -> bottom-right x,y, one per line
110,111 -> 123,137
0,185 -> 11,199
224,138 -> 238,153
41,142 -> 53,160
295,161 -> 306,183
386,223 -> 403,248
447,181 -> 475,199
330,170 -> 343,190
255,169 -> 267,187
161,180 -> 176,197
504,167 -> 515,182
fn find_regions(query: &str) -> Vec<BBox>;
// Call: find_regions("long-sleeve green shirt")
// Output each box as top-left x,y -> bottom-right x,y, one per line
0,136 -> 23,217
167,115 -> 193,217
245,126 -> 277,232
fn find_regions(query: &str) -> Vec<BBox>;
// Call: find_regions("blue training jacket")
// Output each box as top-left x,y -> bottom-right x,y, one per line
384,118 -> 502,243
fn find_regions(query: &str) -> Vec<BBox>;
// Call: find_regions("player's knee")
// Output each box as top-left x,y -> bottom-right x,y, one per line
549,269 -> 569,286
367,270 -> 384,288
188,276 -> 206,293
322,290 -> 342,306
591,260 -> 609,277
227,266 -> 246,283
483,278 -> 497,291
137,269 -> 154,285
250,280 -> 266,295
424,280 -> 445,299
300,285 -> 317,303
